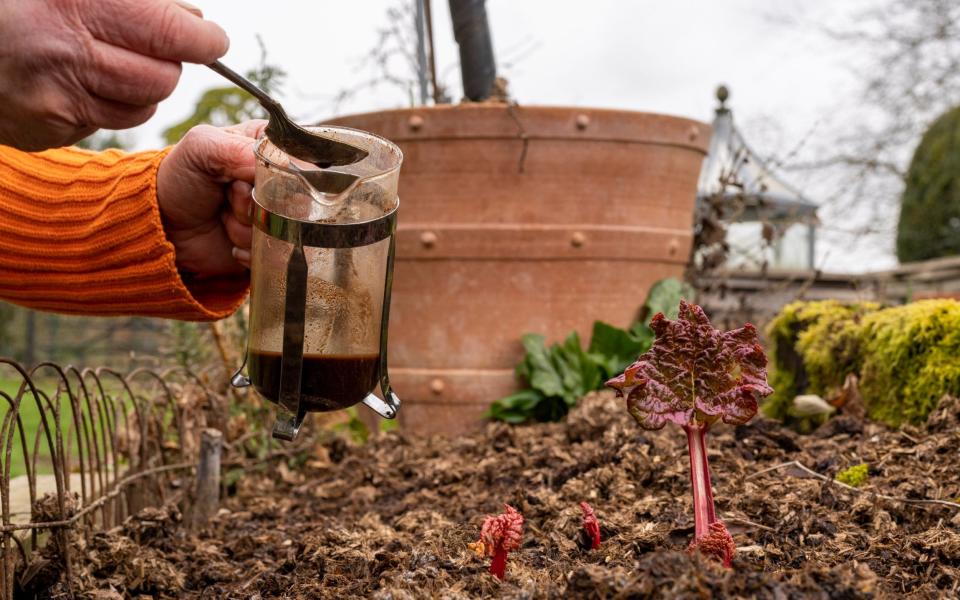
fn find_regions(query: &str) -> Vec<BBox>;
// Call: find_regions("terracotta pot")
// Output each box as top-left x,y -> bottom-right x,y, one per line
326,105 -> 709,435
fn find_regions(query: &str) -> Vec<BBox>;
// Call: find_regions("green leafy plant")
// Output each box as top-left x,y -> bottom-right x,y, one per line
487,278 -> 692,423
836,463 -> 869,487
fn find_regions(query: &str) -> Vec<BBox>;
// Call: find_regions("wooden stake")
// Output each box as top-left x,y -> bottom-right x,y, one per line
193,428 -> 223,529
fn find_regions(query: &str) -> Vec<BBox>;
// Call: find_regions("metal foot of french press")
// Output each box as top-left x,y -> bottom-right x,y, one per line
272,405 -> 305,441
362,391 -> 401,419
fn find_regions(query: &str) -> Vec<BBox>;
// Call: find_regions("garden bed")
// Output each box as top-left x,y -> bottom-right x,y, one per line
59,392 -> 960,598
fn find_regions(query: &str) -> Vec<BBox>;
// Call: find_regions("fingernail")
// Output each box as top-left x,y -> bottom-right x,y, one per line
247,201 -> 253,218
232,247 -> 251,263
174,0 -> 203,17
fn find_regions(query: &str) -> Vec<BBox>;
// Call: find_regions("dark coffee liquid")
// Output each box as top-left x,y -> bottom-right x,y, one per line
248,351 -> 380,412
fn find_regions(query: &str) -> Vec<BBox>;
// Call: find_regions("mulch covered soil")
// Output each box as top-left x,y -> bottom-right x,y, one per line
51,393 -> 960,598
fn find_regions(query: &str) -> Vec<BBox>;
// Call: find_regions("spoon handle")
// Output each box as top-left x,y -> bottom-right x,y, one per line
206,60 -> 281,112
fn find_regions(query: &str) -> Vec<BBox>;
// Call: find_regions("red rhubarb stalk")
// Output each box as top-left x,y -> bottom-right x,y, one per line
606,301 -> 772,568
684,424 -> 716,541
579,502 -> 601,550
490,545 -> 508,579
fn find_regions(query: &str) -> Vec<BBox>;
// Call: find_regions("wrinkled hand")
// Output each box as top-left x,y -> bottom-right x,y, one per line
0,0 -> 228,150
157,121 -> 266,278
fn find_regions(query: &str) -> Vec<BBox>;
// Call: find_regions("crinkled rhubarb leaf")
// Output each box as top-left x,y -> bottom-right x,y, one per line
479,504 -> 524,554
606,300 -> 773,430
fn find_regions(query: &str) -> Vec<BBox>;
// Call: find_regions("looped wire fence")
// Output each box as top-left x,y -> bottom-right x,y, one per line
0,358 -> 236,599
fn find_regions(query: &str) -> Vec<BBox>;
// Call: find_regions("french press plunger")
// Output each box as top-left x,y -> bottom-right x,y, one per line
231,126 -> 404,441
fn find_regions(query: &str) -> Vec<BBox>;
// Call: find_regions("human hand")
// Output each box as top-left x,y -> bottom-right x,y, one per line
0,0 -> 228,151
157,120 -> 266,279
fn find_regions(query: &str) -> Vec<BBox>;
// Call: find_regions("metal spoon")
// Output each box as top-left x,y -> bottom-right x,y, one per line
206,61 -> 368,167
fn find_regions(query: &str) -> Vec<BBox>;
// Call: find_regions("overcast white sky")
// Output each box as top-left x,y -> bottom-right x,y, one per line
130,0 -> 886,272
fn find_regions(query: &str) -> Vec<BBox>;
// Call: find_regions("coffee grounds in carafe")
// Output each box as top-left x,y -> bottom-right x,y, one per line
248,351 -> 380,412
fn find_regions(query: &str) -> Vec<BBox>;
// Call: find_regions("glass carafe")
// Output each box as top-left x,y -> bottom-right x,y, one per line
232,126 -> 403,440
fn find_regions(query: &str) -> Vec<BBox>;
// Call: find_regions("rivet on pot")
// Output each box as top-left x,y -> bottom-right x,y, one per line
571,231 -> 586,247
575,114 -> 590,130
429,378 -> 445,395
420,231 -> 438,249
688,126 -> 700,142
408,114 -> 425,131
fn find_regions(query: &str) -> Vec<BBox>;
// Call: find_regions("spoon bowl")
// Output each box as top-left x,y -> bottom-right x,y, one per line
206,61 -> 368,167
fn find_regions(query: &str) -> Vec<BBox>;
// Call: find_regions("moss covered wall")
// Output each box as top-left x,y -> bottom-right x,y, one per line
764,299 -> 960,427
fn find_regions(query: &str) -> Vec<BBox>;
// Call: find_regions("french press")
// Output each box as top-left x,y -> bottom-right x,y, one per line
231,126 -> 404,441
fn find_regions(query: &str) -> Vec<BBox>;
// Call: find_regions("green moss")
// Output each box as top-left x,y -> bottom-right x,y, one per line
836,463 -> 869,487
764,299 -> 960,428
763,300 -> 879,428
857,299 -> 960,425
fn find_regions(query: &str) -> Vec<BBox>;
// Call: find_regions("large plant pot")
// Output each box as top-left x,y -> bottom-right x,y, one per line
326,105 -> 709,434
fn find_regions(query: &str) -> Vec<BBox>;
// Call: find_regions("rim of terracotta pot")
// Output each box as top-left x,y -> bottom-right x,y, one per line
324,104 -> 711,153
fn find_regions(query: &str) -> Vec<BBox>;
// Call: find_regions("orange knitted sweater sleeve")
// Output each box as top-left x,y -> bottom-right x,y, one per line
0,145 -> 249,321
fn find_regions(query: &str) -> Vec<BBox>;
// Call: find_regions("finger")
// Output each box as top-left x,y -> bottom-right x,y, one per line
222,212 -> 252,250
224,120 -> 269,140
80,97 -> 158,130
81,41 -> 182,107
84,0 -> 229,64
232,247 -> 251,269
228,180 -> 254,226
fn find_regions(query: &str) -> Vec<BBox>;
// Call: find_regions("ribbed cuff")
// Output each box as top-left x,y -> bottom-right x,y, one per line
139,149 -> 250,321
0,145 -> 249,321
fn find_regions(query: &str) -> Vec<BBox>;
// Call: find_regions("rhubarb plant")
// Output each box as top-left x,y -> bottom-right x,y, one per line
606,301 -> 772,567
469,504 -> 524,580
579,502 -> 601,550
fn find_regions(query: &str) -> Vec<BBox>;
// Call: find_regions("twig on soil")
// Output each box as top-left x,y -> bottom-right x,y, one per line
747,460 -> 960,511
724,516 -> 776,532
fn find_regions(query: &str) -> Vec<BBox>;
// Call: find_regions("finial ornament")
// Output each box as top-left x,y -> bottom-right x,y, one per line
716,84 -> 730,108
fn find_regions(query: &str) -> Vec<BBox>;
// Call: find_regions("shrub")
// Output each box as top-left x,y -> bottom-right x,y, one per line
897,105 -> 960,262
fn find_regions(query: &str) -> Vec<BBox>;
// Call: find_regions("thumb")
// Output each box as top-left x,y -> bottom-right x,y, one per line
178,124 -> 259,185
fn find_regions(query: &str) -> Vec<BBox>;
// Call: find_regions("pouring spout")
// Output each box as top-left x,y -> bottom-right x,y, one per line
288,162 -> 362,200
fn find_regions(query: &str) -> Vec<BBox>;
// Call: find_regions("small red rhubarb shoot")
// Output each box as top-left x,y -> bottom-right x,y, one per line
579,502 -> 601,550
472,504 -> 524,580
606,301 -> 772,568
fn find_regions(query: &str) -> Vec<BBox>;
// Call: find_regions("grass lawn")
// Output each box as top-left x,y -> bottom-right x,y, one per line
0,376 -> 124,479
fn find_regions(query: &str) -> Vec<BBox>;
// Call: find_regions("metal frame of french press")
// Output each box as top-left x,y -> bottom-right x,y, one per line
232,195 -> 401,441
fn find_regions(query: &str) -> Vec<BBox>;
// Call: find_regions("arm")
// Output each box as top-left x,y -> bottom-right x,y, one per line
0,121 -> 264,321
